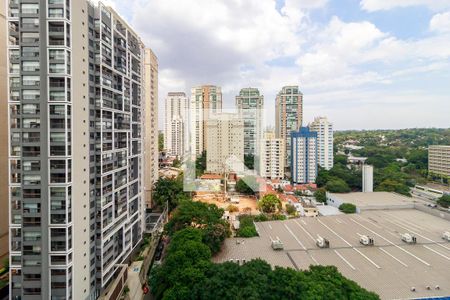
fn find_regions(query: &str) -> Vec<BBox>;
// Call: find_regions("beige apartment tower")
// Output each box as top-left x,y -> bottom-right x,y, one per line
429,145 -> 450,178
190,85 -> 222,156
275,86 -> 303,169
144,49 -> 159,208
206,113 -> 244,174
0,0 -> 9,266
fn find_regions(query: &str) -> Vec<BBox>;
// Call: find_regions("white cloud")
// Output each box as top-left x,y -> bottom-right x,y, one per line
360,0 -> 450,12
105,0 -> 450,129
430,11 -> 450,32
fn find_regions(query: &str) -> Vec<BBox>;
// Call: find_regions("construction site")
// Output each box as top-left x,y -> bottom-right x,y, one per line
213,209 -> 450,300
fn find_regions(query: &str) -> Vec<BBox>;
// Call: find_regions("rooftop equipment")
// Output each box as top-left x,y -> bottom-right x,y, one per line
359,235 -> 374,246
271,238 -> 284,250
401,233 -> 417,244
316,235 -> 330,248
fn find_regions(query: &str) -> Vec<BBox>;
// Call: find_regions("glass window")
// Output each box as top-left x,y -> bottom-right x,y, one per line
21,4 -> 39,14
48,8 -> 63,18
22,61 -> 40,72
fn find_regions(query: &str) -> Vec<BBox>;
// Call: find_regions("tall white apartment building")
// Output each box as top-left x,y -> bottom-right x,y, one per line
164,92 -> 188,157
190,85 -> 222,156
235,88 -> 263,156
7,1 -> 147,298
206,113 -> 244,174
275,86 -> 303,169
309,116 -> 334,170
291,127 -> 318,184
259,132 -> 285,179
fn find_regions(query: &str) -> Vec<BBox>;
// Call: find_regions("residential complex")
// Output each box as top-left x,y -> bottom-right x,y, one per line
235,88 -> 263,157
428,145 -> 450,178
259,131 -> 285,179
291,127 -> 318,183
0,1 -> 9,266
164,92 -> 189,157
143,48 -> 159,208
206,113 -> 244,174
190,85 -> 222,156
275,86 -> 303,169
309,116 -> 333,170
7,1 -> 148,298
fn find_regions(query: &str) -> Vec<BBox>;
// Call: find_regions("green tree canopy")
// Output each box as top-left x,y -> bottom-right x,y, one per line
437,194 -> 450,208
258,194 -> 282,213
339,203 -> 357,214
236,176 -> 258,195
326,178 -> 351,193
314,188 -> 327,203
152,175 -> 190,211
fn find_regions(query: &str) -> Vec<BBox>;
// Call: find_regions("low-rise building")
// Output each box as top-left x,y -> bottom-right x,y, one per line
429,145 -> 450,178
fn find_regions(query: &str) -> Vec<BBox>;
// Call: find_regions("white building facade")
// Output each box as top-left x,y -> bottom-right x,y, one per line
164,92 -> 188,157
309,116 -> 334,170
259,132 -> 285,179
362,165 -> 374,192
291,127 -> 318,184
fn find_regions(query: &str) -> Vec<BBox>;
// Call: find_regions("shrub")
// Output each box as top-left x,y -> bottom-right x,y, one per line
236,215 -> 258,237
437,194 -> 450,208
339,203 -> 357,214
226,204 -> 239,213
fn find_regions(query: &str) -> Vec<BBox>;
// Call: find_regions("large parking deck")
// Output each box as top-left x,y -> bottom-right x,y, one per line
213,209 -> 450,299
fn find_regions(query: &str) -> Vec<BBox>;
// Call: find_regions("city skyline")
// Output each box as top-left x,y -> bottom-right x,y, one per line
96,0 -> 449,130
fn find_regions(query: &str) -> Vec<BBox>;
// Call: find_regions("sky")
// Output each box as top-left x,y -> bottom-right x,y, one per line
98,0 -> 450,130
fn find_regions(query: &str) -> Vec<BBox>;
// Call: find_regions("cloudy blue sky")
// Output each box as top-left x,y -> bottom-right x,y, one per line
100,0 -> 450,130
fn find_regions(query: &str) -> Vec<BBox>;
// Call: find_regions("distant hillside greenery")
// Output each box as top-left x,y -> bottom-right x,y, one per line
317,128 -> 450,196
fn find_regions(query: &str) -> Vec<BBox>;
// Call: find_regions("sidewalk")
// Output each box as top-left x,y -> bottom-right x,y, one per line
127,261 -> 144,300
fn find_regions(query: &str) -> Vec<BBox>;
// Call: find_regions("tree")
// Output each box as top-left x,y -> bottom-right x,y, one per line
172,158 -> 181,168
285,204 -> 297,216
375,179 -> 411,197
258,194 -> 282,213
339,203 -> 356,214
244,154 -> 255,170
314,188 -> 327,203
165,200 -> 230,254
152,175 -> 190,211
334,154 -> 348,165
326,178 -> 351,193
196,151 -> 206,177
236,176 -> 257,195
158,132 -> 164,152
437,194 -> 450,208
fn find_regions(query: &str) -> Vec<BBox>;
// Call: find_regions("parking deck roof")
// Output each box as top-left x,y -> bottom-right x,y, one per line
213,209 -> 450,299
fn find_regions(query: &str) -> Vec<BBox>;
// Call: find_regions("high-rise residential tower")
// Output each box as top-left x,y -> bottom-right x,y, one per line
291,127 -> 318,184
0,0 -> 9,266
309,116 -> 334,170
206,113 -> 244,174
259,131 -> 285,179
275,86 -> 303,170
235,88 -> 263,157
164,92 -> 189,158
190,85 -> 222,156
7,1 -> 146,298
143,48 -> 159,208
